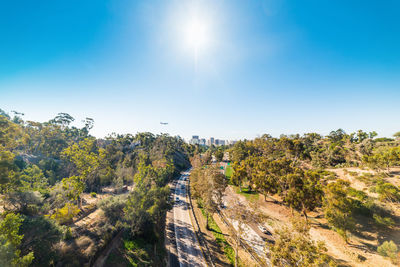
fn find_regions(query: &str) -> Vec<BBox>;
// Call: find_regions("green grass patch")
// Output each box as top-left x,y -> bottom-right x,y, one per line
225,166 -> 233,179
232,186 -> 259,202
107,237 -> 158,267
200,208 -> 241,266
124,238 -> 152,266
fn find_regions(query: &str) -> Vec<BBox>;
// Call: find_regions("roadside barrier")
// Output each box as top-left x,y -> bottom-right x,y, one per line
187,175 -> 216,267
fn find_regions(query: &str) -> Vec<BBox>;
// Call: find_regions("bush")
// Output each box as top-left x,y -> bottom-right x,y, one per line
377,241 -> 398,261
98,195 -> 126,225
63,226 -> 73,240
373,214 -> 395,228
50,203 -> 80,224
90,192 -> 97,198
376,182 -> 400,202
348,171 -> 359,177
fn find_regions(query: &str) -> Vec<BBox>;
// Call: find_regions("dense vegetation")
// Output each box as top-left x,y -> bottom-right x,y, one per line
0,109 -> 193,266
228,129 -> 400,264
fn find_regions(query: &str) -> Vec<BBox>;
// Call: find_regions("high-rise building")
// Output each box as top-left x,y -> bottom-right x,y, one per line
189,135 -> 200,145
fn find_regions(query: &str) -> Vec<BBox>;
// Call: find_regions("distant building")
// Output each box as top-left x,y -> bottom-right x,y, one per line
189,135 -> 200,145
210,137 -> 215,145
186,135 -> 236,146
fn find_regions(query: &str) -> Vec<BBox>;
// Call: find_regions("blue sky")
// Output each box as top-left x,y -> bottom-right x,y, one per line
1,0 -> 400,140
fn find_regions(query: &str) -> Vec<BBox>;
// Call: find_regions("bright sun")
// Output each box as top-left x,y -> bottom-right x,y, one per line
184,18 -> 210,52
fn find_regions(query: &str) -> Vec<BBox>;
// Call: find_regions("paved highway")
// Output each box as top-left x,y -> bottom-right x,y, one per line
172,172 -> 207,267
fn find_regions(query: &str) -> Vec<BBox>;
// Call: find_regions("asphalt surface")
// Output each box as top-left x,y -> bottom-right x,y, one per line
222,187 -> 272,266
172,173 -> 207,267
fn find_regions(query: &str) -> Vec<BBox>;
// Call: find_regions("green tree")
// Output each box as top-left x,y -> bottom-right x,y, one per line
19,165 -> 48,193
0,213 -> 34,267
214,148 -> 224,162
323,180 -> 355,242
61,175 -> 85,207
284,170 -> 323,221
191,166 -> 227,229
267,218 -> 334,267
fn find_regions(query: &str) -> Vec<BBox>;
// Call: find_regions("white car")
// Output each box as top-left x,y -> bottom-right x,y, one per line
258,225 -> 272,235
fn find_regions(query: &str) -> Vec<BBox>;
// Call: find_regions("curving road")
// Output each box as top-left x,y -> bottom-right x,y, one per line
171,172 -> 207,267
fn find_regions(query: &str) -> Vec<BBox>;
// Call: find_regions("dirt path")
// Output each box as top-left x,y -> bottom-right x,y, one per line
92,230 -> 124,267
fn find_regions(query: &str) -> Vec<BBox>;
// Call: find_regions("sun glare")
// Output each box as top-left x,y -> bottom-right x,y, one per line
184,18 -> 210,52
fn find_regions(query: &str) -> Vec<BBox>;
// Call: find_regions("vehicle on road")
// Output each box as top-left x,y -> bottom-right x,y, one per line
258,225 -> 272,235
175,197 -> 180,202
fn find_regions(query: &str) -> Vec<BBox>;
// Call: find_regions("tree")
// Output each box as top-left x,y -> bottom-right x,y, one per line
363,147 -> 400,173
61,175 -> 85,206
267,217 -> 333,267
19,165 -> 48,193
0,213 -> 34,267
61,137 -> 106,192
328,128 -> 346,144
284,170 -> 323,221
62,138 -> 104,179
323,180 -> 355,241
49,113 -> 74,128
202,167 -> 227,229
231,160 -> 248,192
393,132 -> 400,139
190,166 -> 227,229
214,148 -> 224,162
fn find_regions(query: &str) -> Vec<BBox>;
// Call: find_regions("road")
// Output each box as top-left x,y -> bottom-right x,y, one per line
171,172 -> 207,267
222,187 -> 272,266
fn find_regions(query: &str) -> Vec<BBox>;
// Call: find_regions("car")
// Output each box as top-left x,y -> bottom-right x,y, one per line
181,185 -> 185,189
175,197 -> 180,202
258,225 -> 272,235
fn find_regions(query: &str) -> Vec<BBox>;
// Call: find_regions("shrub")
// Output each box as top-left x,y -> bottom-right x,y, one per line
375,182 -> 400,202
63,226 -> 73,240
50,203 -> 80,224
377,241 -> 398,261
90,192 -> 97,198
373,214 -> 395,228
98,196 -> 126,225
349,171 -> 359,177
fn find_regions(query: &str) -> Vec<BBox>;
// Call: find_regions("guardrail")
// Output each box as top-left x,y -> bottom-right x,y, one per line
187,175 -> 216,267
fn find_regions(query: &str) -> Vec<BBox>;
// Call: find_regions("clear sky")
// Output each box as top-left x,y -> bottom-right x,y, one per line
1,0 -> 400,140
